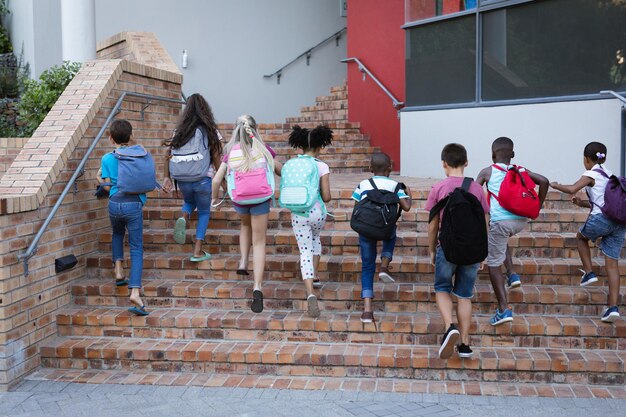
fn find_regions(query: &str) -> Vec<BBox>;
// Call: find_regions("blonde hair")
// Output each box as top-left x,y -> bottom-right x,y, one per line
225,115 -> 275,172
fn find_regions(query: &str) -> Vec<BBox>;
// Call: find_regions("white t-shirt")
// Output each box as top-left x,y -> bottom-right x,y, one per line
352,176 -> 409,202
583,164 -> 611,216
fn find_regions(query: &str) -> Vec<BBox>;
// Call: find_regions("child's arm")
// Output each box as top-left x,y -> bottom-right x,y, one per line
549,176 -> 593,195
319,174 -> 331,203
428,215 -> 439,266
398,185 -> 412,212
211,163 -> 228,206
211,152 -> 227,193
527,170 -> 549,207
162,147 -> 173,193
274,160 -> 283,176
475,167 -> 491,186
572,195 -> 592,209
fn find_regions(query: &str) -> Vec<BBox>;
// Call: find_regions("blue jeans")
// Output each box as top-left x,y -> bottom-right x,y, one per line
178,178 -> 212,241
109,201 -> 143,289
358,232 -> 397,299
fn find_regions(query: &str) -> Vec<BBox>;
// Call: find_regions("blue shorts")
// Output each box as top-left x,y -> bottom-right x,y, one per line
579,213 -> 626,260
233,200 -> 271,216
434,246 -> 479,299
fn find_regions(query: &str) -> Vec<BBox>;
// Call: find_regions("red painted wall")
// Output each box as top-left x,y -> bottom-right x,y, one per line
347,0 -> 405,170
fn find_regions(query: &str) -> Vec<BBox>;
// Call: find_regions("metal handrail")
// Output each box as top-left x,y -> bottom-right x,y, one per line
17,91 -> 185,277
601,90 -> 626,106
264,27 -> 346,85
342,57 -> 404,114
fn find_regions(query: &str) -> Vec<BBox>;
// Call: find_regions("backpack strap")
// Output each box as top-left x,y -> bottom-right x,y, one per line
491,163 -> 507,172
428,196 -> 448,223
593,168 -> 610,179
461,177 -> 472,192
368,178 -> 379,191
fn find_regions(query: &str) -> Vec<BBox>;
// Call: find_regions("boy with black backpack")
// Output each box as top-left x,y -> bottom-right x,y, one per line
351,153 -> 412,324
476,137 -> 548,326
426,143 -> 490,359
97,119 -> 159,316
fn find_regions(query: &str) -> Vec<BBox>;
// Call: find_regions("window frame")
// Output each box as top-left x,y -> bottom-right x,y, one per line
402,0 -> 626,111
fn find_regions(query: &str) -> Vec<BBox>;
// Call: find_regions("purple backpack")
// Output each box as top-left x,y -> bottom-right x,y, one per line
593,168 -> 626,225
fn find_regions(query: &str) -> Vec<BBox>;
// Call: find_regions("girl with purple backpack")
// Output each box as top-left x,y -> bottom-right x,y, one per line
211,115 -> 282,313
550,142 -> 626,323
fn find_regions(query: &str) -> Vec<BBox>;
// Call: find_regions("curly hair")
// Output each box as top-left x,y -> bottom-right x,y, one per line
288,125 -> 333,150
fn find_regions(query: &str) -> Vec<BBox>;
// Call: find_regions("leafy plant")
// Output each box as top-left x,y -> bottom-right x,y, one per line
17,61 -> 81,135
0,0 -> 9,18
0,26 -> 12,54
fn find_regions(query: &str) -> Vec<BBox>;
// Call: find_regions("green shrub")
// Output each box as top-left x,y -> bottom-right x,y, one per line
0,26 -> 12,54
18,61 -> 81,135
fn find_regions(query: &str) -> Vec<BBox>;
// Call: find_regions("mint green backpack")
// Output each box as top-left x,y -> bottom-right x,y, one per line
279,155 -> 322,214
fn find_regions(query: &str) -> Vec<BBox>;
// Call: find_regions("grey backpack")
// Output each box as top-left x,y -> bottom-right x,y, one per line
169,128 -> 211,182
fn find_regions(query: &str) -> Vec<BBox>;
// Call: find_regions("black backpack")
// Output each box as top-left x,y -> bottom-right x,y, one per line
351,178 -> 403,240
428,178 -> 488,265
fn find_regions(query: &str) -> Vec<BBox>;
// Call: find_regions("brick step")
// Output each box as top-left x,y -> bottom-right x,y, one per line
57,306 -> 626,350
73,278 -> 619,316
286,113 -> 348,124
85,252 -> 626,286
142,194 -> 587,225
316,91 -> 348,101
144,208 -> 590,235
269,145 -> 376,154
300,101 -> 348,112
99,229 -> 624,260
39,336 -> 626,385
329,84 -> 347,93
217,122 -> 361,133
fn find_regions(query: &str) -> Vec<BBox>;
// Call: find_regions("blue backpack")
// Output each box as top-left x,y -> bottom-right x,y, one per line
113,145 -> 160,194
279,155 -> 321,214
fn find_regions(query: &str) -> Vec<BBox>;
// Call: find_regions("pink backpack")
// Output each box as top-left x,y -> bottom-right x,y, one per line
226,144 -> 275,205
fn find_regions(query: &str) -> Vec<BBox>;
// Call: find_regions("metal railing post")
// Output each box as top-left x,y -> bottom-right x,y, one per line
600,90 -> 626,176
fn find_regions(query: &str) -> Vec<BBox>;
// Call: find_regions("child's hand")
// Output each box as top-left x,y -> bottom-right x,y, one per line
429,250 -> 436,266
162,178 -> 173,194
211,198 -> 222,211
549,181 -> 560,189
572,196 -> 584,207
479,262 -> 485,271
96,169 -> 103,184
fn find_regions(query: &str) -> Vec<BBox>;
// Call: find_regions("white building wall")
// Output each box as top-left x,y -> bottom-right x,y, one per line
94,0 -> 347,122
5,0 -> 35,74
400,99 -> 624,182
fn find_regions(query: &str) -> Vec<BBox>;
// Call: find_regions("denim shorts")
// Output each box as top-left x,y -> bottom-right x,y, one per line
233,199 -> 271,216
434,246 -> 480,299
580,213 -> 626,260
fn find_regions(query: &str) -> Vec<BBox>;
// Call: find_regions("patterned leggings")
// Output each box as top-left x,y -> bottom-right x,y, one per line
291,204 -> 327,280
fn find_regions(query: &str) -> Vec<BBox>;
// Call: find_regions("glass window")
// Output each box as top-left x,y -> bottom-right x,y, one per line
406,15 -> 476,106
405,0 -> 477,24
482,0 -> 626,101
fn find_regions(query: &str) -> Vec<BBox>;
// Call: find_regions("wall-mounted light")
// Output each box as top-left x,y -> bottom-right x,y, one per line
182,50 -> 188,69
55,254 -> 77,274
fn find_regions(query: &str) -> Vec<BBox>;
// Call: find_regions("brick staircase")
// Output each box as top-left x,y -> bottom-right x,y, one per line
34,85 -> 626,397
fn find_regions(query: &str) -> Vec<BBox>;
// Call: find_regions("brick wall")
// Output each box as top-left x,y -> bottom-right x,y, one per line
0,138 -> 28,177
0,33 -> 183,389
96,32 -> 182,77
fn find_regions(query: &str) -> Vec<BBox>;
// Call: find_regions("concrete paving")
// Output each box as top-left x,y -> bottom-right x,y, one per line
1,380 -> 625,417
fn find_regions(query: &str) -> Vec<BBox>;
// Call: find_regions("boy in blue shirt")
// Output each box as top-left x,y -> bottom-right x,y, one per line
97,119 -> 149,316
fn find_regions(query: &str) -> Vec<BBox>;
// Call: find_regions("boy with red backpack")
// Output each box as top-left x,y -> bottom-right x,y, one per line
476,137 -> 549,326
550,142 -> 626,323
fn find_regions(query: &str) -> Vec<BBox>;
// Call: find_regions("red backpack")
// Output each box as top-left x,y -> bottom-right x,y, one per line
489,164 -> 540,219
